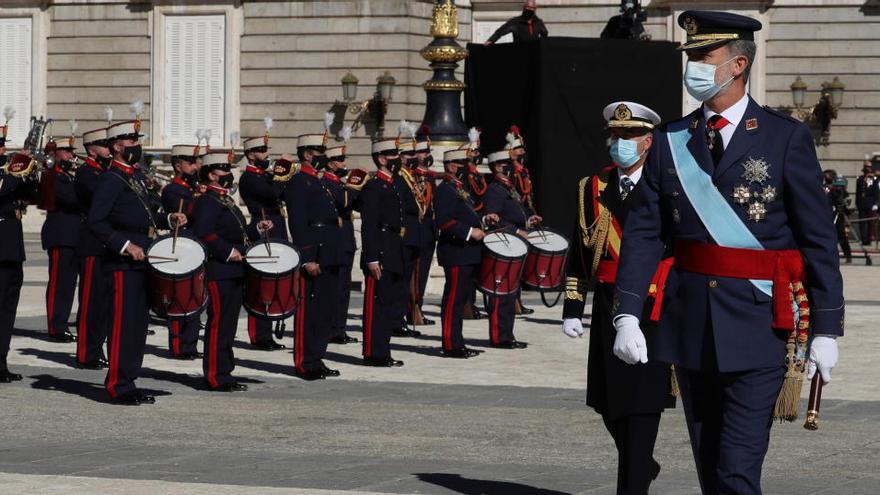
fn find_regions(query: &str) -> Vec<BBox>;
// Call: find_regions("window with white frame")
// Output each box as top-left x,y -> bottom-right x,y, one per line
0,17 -> 33,148
164,15 -> 225,146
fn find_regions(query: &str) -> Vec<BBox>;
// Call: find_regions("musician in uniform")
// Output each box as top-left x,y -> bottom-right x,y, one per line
505,126 -> 537,315
285,131 -> 344,380
75,127 -> 112,368
562,101 -> 675,494
408,135 -> 437,327
159,144 -> 203,360
482,150 -> 541,348
323,132 -> 359,345
37,134 -> 80,343
239,133 -> 287,351
462,135 -> 488,321
88,120 -> 187,405
359,139 -> 406,367
855,163 -> 878,246
613,12 -> 843,493
433,149 -> 498,358
191,151 -> 271,391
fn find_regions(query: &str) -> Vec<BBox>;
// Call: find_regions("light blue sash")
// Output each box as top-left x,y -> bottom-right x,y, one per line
666,129 -> 772,296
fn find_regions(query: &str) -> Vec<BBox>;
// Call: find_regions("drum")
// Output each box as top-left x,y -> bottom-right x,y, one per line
522,229 -> 570,291
243,241 -> 301,320
477,231 -> 528,296
147,235 -> 208,318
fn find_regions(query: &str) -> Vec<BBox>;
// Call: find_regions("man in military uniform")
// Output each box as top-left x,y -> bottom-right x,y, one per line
855,163 -> 878,246
613,12 -> 843,493
433,149 -> 498,358
160,144 -> 203,359
285,131 -> 344,380
75,127 -> 112,369
239,133 -> 286,351
462,138 -> 488,321
41,135 -> 81,343
323,133 -> 359,345
824,169 -> 852,263
359,139 -> 406,367
505,126 -> 537,315
484,0 -> 548,45
191,151 -> 271,391
88,120 -> 187,405
562,101 -> 675,494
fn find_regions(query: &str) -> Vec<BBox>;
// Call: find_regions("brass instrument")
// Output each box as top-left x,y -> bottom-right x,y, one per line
2,116 -> 53,179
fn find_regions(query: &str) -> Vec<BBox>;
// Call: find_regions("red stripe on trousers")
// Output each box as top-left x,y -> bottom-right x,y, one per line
207,281 -> 221,388
247,315 -> 257,344
294,275 -> 307,373
46,248 -> 59,335
77,256 -> 94,363
171,320 -> 181,355
442,267 -> 459,351
106,271 -> 124,397
363,275 -> 375,357
490,295 -> 500,344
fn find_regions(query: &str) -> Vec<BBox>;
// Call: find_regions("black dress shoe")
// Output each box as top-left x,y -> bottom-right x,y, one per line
328,335 -> 358,344
421,317 -> 436,325
48,332 -> 77,343
112,394 -> 141,406
170,351 -> 202,360
213,382 -> 248,392
0,369 -> 23,383
252,340 -> 286,351
146,329 -> 156,336
135,392 -> 156,404
518,305 -> 535,315
391,327 -> 422,338
320,366 -> 341,378
441,347 -> 480,359
651,459 -> 661,480
75,360 -> 106,370
363,356 -> 404,367
492,340 -> 528,349
295,369 -> 326,381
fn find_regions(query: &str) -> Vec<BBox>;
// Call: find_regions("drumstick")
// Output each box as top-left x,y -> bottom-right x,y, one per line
147,255 -> 179,262
261,208 -> 273,257
172,198 -> 183,254
804,374 -> 824,431
242,255 -> 279,260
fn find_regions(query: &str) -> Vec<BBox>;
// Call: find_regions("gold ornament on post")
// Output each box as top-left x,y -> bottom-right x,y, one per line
430,0 -> 459,39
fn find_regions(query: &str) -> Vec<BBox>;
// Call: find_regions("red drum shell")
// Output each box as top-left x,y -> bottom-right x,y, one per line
477,232 -> 528,296
242,242 -> 301,321
146,235 -> 208,318
521,230 -> 569,291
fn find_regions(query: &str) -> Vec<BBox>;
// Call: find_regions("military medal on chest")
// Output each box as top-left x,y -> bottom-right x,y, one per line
730,156 -> 775,222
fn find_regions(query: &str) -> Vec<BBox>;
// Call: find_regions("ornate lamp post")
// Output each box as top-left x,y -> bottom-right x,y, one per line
337,70 -> 397,138
419,0 -> 469,146
786,75 -> 846,146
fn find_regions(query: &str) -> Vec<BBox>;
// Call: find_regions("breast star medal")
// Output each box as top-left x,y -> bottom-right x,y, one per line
742,157 -> 770,184
732,185 -> 751,205
747,201 -> 767,222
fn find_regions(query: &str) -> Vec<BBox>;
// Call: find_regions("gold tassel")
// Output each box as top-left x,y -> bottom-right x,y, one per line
773,341 -> 805,422
670,365 -> 680,398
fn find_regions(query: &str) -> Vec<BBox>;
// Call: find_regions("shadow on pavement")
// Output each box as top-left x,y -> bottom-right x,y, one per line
29,374 -> 171,404
415,473 -> 571,495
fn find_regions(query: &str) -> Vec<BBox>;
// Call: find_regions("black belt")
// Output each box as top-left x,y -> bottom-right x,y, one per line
380,224 -> 402,234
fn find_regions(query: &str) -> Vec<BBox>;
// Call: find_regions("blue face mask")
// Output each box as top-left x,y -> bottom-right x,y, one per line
684,57 -> 736,102
610,137 -> 643,168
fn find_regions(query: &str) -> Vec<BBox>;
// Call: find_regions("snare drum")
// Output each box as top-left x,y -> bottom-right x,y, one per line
243,241 -> 301,320
147,235 -> 208,318
522,229 -> 570,291
477,231 -> 528,296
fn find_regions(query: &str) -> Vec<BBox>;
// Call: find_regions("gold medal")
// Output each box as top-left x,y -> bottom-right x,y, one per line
149,227 -> 157,239
400,227 -> 406,238
338,217 -> 343,228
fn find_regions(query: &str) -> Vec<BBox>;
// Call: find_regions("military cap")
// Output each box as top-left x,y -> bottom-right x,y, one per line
678,10 -> 762,51
53,137 -> 77,150
202,151 -> 235,171
82,128 -> 109,146
297,133 -> 327,150
372,139 -> 399,155
107,120 -> 143,140
488,150 -> 512,164
603,101 -> 661,130
243,136 -> 269,152
326,145 -> 347,160
171,144 -> 200,159
443,149 -> 469,163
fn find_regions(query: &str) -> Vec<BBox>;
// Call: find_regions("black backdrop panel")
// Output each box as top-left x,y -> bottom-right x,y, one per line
465,37 -> 682,235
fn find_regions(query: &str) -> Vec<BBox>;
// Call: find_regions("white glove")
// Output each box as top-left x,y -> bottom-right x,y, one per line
562,318 -> 584,338
807,335 -> 839,384
612,314 -> 648,365
873,204 -> 878,212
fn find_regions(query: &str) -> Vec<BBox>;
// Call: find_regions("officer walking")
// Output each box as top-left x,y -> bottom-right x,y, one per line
562,101 -> 675,494
75,127 -> 112,369
160,144 -> 203,359
855,163 -> 878,246
409,136 -> 437,327
612,12 -> 843,494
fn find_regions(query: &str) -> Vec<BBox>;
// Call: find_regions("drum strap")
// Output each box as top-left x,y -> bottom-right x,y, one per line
108,171 -> 158,234
207,192 -> 250,247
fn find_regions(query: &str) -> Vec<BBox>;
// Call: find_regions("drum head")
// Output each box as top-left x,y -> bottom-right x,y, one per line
246,242 -> 300,274
484,232 -> 529,258
147,236 -> 205,275
526,230 -> 569,252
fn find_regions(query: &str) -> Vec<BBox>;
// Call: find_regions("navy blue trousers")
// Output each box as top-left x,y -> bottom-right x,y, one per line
46,247 -> 78,337
294,267 -> 339,372
486,292 -> 516,345
440,264 -> 475,352
168,313 -> 200,356
362,269 -> 404,359
330,256 -> 354,338
76,255 -> 108,364
0,262 -> 23,371
204,278 -> 241,388
105,269 -> 149,398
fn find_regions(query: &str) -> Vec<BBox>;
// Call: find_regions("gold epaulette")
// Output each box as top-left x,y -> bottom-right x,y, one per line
565,276 -> 588,302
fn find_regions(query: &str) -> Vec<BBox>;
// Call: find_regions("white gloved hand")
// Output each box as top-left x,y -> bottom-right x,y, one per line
612,314 -> 648,365
807,335 -> 839,384
873,204 -> 878,212
562,318 -> 584,338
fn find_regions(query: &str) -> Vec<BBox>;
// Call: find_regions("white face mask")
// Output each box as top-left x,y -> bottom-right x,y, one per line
683,57 -> 737,102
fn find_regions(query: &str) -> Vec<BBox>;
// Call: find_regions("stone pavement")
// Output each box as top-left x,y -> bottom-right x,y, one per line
1,237 -> 879,494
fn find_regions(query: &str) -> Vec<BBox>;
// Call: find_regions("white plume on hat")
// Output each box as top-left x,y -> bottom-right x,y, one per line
129,99 -> 144,118
263,116 -> 273,133
468,127 -> 481,146
68,119 -> 78,136
339,125 -> 353,143
229,131 -> 241,148
3,106 -> 15,124
195,129 -> 205,143
505,131 -> 517,147
323,112 -> 335,133
104,106 -> 113,125
204,129 -> 213,144
397,119 -> 409,139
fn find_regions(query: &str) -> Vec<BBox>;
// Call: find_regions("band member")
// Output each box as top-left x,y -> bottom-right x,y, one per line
160,144 -> 203,360
433,149 -> 498,358
824,169 -> 852,263
284,129 -> 345,380
855,163 -> 878,246
191,151 -> 271,391
562,101 -> 675,494
359,139 -> 406,367
482,150 -> 541,348
323,127 -> 359,345
239,127 -> 286,351
75,127 -> 112,368
88,119 -> 187,405
462,132 -> 488,321
505,126 -> 536,315
409,135 -> 437,326
613,12 -> 843,493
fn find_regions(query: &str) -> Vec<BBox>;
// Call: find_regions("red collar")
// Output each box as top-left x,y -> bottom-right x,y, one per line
84,157 -> 103,171
111,159 -> 135,176
206,184 -> 228,196
172,176 -> 193,190
444,173 -> 463,188
300,164 -> 318,178
323,171 -> 340,184
495,175 -> 514,188
245,165 -> 265,175
376,169 -> 393,184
